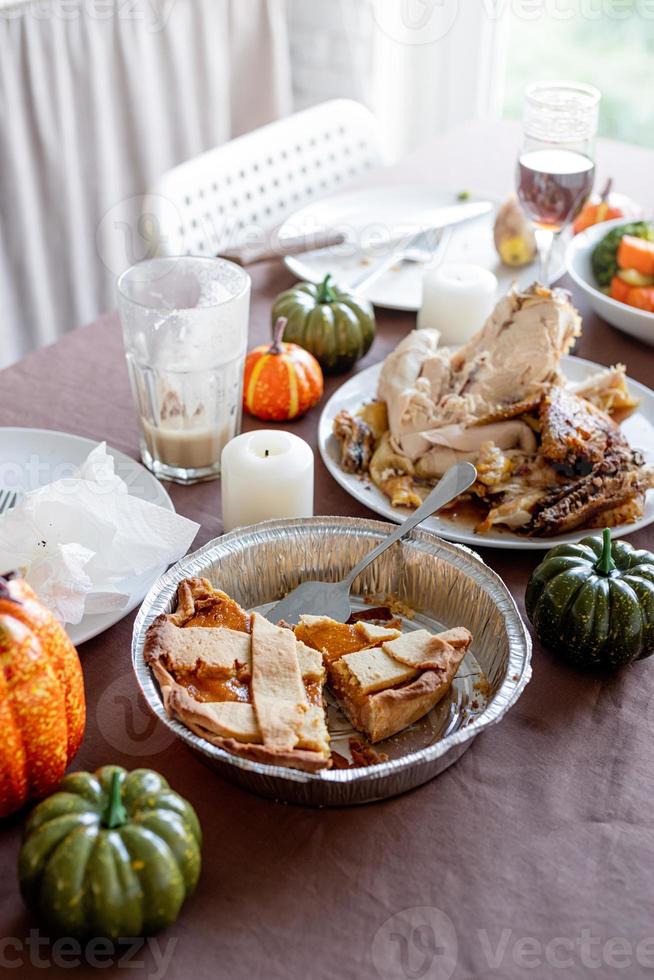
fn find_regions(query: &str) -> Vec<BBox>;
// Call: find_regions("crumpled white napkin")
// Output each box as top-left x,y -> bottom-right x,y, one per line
0,443 -> 200,624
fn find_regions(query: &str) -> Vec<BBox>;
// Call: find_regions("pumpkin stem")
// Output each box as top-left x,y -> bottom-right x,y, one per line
270,317 -> 288,354
595,527 -> 616,576
103,771 -> 128,829
316,273 -> 338,304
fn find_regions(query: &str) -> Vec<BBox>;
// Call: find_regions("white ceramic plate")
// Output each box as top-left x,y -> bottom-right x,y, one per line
566,215 -> 654,347
318,358 -> 654,550
0,428 -> 174,644
280,185 -> 568,311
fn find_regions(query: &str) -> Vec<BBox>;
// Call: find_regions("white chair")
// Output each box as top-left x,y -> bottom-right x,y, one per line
146,99 -> 383,258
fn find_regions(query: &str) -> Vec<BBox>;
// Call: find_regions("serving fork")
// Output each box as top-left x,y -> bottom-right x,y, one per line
345,199 -> 492,294
346,225 -> 452,294
266,461 -> 477,625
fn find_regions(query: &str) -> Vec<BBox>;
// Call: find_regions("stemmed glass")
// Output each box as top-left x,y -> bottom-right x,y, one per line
516,81 -> 600,286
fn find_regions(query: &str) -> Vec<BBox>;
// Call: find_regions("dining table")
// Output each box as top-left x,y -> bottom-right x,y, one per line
1,119 -> 654,980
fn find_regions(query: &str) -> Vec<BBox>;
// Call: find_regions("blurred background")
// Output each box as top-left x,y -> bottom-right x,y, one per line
1,0 -> 652,368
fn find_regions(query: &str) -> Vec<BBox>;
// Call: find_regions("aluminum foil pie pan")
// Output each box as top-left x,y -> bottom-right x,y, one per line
132,517 -> 532,806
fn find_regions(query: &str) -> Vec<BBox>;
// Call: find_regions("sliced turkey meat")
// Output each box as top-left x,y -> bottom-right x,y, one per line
419,350 -> 453,401
378,284 -> 581,447
412,419 -> 538,478
538,387 -> 621,469
567,363 -> 639,418
450,284 -> 581,411
529,440 -> 654,535
476,489 -> 548,532
333,410 -> 375,474
378,329 -> 442,440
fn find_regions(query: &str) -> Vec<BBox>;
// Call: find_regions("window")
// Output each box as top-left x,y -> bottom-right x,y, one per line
503,0 -> 654,147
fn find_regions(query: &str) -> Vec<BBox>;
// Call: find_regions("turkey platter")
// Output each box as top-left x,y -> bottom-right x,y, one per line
331,284 -> 654,537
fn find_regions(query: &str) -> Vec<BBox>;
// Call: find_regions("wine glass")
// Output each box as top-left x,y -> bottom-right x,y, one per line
516,81 -> 600,286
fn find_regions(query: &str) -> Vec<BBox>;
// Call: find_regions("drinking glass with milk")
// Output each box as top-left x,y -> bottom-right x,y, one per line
117,257 -> 251,483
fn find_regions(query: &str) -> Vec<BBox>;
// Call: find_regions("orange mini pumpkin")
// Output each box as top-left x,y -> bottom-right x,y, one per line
0,575 -> 86,817
243,317 -> 324,421
573,178 -> 625,234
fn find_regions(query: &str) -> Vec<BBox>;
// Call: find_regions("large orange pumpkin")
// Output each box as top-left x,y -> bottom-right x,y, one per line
243,317 -> 324,422
0,575 -> 85,817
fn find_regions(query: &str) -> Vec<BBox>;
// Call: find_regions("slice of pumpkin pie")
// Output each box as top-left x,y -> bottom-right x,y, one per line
145,584 -> 331,772
145,578 -> 473,769
295,615 -> 472,743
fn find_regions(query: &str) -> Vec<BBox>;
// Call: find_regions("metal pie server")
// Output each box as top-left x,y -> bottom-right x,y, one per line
265,461 -> 477,625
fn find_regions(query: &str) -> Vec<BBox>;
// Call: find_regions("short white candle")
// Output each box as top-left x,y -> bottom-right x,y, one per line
417,263 -> 498,344
221,429 -> 314,532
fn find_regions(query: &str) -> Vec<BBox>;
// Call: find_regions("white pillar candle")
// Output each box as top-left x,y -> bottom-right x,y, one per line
417,263 -> 498,345
221,429 -> 314,532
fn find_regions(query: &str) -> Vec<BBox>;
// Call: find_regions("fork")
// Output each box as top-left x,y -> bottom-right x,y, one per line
346,224 -> 452,294
0,489 -> 19,516
266,461 -> 477,625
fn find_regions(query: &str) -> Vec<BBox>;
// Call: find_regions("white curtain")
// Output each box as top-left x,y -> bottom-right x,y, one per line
0,0 -> 292,368
286,1 -> 508,162
369,0 -> 508,161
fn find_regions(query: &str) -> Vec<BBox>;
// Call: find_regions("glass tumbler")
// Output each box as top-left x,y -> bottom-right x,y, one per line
117,256 -> 251,484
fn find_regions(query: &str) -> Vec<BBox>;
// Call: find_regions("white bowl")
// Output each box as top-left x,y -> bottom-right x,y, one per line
566,216 -> 654,346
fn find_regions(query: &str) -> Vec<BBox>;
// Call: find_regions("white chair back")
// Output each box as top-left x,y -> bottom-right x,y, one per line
147,99 -> 382,257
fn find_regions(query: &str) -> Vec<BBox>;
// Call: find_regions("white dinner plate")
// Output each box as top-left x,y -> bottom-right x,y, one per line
0,428 -> 174,644
318,358 -> 654,550
280,185 -> 568,311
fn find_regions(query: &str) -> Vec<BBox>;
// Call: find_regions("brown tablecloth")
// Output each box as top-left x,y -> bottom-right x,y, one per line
1,121 -> 654,980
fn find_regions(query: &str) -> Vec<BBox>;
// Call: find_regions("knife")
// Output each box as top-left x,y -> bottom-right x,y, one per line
219,199 -> 492,268
219,228 -> 346,266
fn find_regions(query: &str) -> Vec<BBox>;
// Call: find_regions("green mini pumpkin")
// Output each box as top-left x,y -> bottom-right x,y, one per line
272,273 -> 376,373
18,766 -> 201,938
526,528 -> 654,669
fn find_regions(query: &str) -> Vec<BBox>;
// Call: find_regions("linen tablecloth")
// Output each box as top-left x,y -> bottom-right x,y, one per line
1,121 -> 654,980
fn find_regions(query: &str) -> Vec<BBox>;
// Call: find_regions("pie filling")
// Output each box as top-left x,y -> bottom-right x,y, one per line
178,670 -> 251,704
169,662 -> 322,707
169,579 -> 251,632
145,577 -> 473,770
295,620 -> 373,660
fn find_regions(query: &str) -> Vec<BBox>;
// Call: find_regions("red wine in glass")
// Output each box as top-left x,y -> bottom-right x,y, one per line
516,82 -> 599,284
518,148 -> 595,232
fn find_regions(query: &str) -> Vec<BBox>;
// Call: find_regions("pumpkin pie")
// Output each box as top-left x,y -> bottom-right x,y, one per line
145,577 -> 472,769
295,615 -> 472,743
144,579 -> 331,772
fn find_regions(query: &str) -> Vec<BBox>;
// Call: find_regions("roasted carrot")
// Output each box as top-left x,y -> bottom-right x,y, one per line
625,286 -> 654,313
617,235 -> 654,276
610,275 -> 631,303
